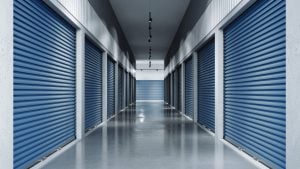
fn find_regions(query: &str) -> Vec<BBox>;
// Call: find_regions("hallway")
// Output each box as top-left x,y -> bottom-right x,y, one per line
2,0 -> 300,168
43,102 -> 257,169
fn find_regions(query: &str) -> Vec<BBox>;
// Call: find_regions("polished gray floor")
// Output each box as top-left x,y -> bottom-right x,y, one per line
43,101 -> 257,169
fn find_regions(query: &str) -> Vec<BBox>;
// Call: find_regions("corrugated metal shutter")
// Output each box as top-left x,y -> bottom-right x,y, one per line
197,39 -> 215,131
174,69 -> 178,109
170,73 -> 173,106
178,65 -> 182,111
224,0 -> 286,168
171,72 -> 175,107
129,74 -> 132,104
125,72 -> 128,106
133,76 -> 135,102
168,75 -> 171,104
137,80 -> 164,100
107,57 -> 116,118
133,78 -> 135,102
118,66 -> 123,111
165,76 -> 167,103
185,57 -> 193,118
13,1 -> 76,168
128,74 -> 131,104
133,77 -> 135,102
165,75 -> 170,104
85,38 -> 103,131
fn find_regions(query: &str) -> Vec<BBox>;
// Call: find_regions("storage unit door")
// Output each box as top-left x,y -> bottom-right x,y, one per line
128,75 -> 131,104
167,74 -> 171,105
164,78 -> 167,102
134,78 -> 136,101
197,39 -> 215,131
170,73 -> 173,106
14,1 -> 76,168
185,57 -> 193,118
129,75 -> 132,104
132,76 -> 135,102
172,72 -> 175,106
133,76 -> 135,102
178,66 -> 182,111
165,76 -> 168,103
127,72 -> 129,106
168,74 -> 172,105
125,72 -> 127,106
133,78 -> 135,102
124,71 -> 127,107
107,58 -> 116,118
85,39 -> 103,131
129,75 -> 131,104
118,66 -> 123,111
137,80 -> 164,100
174,70 -> 178,109
224,0 -> 286,168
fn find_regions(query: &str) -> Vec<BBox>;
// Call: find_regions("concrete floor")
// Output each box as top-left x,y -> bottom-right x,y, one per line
43,101 -> 257,169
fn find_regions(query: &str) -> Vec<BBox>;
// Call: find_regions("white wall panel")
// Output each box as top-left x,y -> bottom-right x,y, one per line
0,0 -> 13,168
286,0 -> 300,168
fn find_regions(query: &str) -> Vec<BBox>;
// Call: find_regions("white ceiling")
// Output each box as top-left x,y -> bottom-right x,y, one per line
109,0 -> 190,60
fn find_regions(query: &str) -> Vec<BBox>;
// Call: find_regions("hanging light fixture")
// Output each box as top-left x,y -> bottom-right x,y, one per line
149,12 -> 153,23
147,1 -> 153,68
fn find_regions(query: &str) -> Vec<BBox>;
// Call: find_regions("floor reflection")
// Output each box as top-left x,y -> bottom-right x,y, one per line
43,101 -> 257,169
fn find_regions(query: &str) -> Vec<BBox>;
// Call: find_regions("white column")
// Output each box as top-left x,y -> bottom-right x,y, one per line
182,63 -> 185,115
102,52 -> 108,122
193,52 -> 198,123
286,0 -> 300,168
115,63 -> 119,114
76,30 -> 85,139
0,0 -> 13,168
215,29 -> 224,140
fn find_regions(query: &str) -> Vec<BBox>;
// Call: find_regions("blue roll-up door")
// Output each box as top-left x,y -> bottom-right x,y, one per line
171,72 -> 175,107
178,65 -> 182,111
125,72 -> 128,106
134,78 -> 136,101
164,78 -> 167,102
107,57 -> 116,118
85,38 -> 103,131
168,75 -> 171,104
174,70 -> 178,109
197,39 -> 215,131
165,75 -> 170,104
170,73 -> 173,106
185,57 -> 193,118
130,76 -> 132,103
13,1 -> 76,168
224,0 -> 286,168
129,74 -> 132,104
132,76 -> 135,102
118,65 -> 124,111
128,74 -> 131,104
165,76 -> 167,103
133,78 -> 135,102
137,80 -> 164,100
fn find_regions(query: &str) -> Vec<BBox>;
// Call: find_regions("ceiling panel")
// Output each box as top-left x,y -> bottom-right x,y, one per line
109,0 -> 190,60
